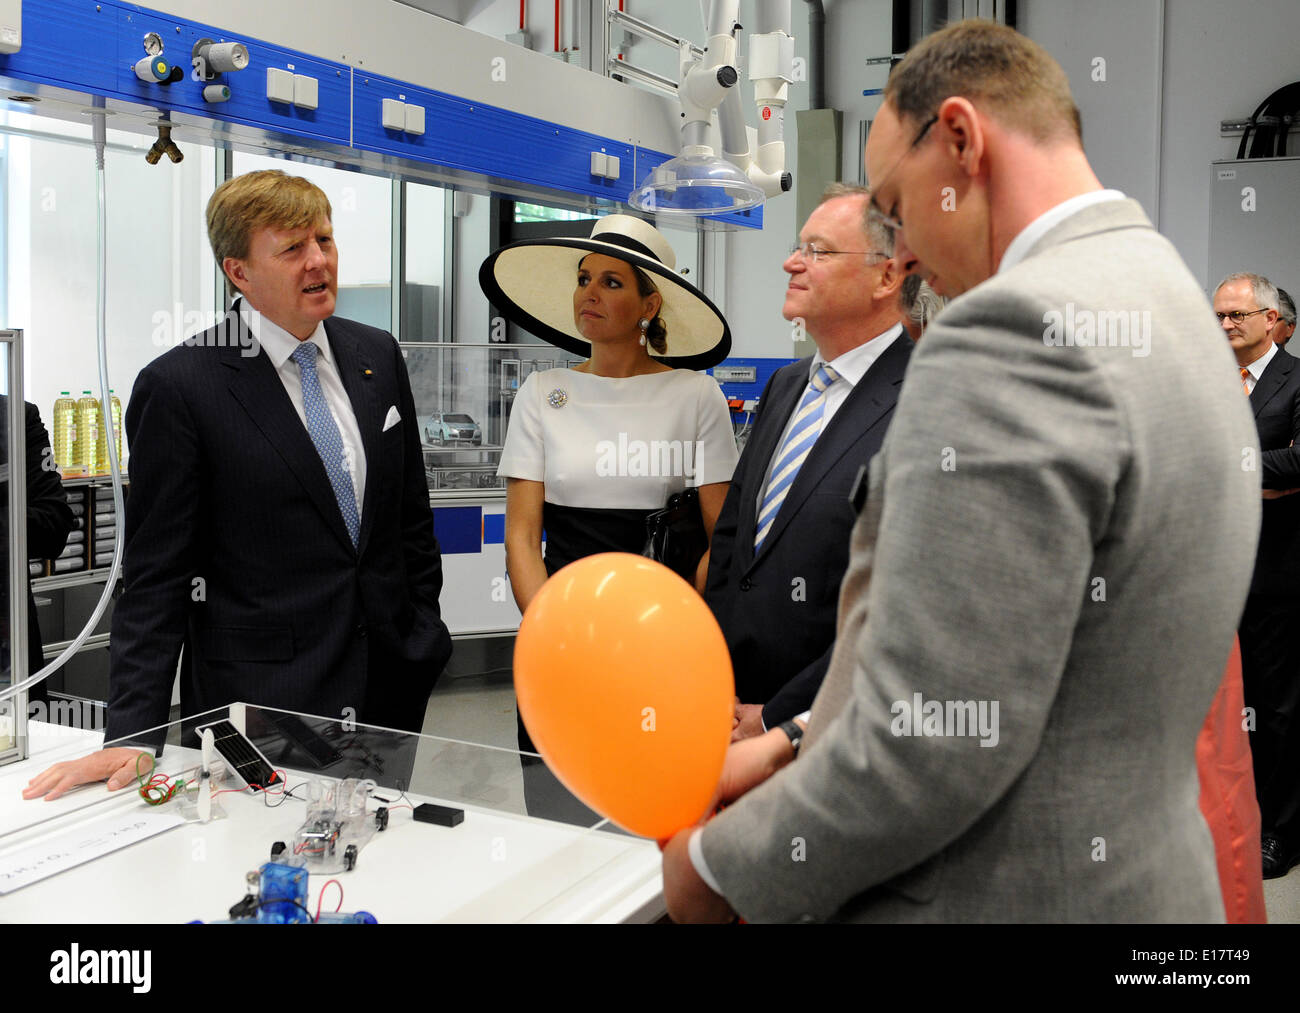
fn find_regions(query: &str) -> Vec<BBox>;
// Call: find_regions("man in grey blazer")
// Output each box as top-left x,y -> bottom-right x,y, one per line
663,20 -> 1260,922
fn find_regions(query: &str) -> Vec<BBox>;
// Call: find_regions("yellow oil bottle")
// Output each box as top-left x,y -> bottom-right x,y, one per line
95,390 -> 122,472
52,392 -> 76,474
75,391 -> 100,476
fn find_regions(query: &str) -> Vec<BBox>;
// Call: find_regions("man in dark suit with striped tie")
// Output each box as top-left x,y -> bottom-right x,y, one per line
25,170 -> 452,800
705,184 -> 912,741
1217,271 -> 1300,879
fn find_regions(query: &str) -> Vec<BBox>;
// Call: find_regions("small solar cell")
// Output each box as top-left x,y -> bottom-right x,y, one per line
198,720 -> 281,789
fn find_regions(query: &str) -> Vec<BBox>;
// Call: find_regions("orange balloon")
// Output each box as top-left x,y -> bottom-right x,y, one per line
514,552 -> 735,839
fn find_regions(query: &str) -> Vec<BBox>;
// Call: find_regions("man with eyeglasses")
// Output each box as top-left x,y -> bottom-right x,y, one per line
1216,271 -> 1300,879
663,20 -> 1259,923
1273,288 -> 1296,347
704,182 -> 911,742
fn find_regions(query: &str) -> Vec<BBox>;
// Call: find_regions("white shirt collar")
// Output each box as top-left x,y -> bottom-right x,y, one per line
236,297 -> 332,368
998,190 -> 1127,275
1244,339 -> 1278,381
811,323 -> 904,387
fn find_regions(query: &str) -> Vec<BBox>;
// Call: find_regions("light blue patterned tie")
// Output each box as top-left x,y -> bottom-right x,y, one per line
754,363 -> 840,552
291,342 -> 360,546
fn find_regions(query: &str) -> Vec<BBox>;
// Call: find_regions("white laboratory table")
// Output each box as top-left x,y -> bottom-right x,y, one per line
0,721 -> 666,923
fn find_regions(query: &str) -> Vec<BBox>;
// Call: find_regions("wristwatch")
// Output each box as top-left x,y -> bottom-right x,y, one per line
777,719 -> 804,757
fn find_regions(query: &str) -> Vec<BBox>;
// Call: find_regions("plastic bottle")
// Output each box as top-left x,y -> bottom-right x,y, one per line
75,391 -> 100,475
95,390 -> 122,472
52,392 -> 76,473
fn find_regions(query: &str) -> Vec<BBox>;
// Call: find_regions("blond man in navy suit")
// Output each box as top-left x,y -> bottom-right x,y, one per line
26,171 -> 451,800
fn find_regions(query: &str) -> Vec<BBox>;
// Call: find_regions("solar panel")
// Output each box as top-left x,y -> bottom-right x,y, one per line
196,720 -> 281,790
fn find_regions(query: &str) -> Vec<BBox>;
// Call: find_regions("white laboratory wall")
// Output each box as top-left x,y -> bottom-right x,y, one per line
1020,0 -> 1300,291
1018,0 -> 1162,225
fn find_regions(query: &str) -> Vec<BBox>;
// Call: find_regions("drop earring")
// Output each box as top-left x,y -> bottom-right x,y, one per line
638,318 -> 649,346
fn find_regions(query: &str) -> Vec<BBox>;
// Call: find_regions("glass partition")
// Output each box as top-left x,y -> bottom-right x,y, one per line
404,341 -> 583,494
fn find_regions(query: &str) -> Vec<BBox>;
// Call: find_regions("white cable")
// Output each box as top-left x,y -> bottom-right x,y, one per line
0,111 -> 126,707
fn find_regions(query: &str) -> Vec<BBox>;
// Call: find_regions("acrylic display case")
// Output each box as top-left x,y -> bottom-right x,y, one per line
0,703 -> 665,922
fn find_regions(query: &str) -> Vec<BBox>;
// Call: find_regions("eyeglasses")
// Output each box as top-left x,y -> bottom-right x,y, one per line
1215,308 -> 1271,324
867,113 -> 940,234
789,242 -> 891,264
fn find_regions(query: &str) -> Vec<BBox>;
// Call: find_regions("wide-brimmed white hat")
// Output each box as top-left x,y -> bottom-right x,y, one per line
477,214 -> 731,370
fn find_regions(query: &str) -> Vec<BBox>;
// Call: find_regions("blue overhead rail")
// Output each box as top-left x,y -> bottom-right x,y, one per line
0,0 -> 762,228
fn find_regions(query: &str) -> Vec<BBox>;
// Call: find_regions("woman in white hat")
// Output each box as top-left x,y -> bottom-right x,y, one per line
480,215 -> 739,799
482,213 -> 738,603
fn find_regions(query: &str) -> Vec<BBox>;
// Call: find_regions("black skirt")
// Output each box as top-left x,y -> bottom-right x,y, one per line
540,501 -> 652,577
515,502 -> 653,826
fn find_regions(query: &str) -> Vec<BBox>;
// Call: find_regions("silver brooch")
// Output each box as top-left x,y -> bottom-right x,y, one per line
547,388 -> 568,409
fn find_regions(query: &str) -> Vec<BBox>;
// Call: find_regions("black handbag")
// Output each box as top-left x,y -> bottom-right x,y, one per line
642,487 -> 708,580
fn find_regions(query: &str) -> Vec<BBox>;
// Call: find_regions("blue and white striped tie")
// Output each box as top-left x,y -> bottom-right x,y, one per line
754,363 -> 840,553
291,342 -> 361,547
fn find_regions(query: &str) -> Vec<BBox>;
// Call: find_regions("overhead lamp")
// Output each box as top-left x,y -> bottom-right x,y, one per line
626,0 -> 792,220
629,145 -> 765,215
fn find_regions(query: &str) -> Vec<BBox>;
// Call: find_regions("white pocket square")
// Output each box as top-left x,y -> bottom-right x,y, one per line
382,406 -> 401,432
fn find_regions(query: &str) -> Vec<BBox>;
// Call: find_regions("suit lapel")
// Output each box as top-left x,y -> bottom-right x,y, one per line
1250,348 -> 1294,418
326,318 -> 383,555
220,311 -> 355,553
750,334 -> 909,568
737,361 -> 812,568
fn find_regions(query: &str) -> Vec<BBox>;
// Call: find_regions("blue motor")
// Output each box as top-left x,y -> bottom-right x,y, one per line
193,862 -> 377,924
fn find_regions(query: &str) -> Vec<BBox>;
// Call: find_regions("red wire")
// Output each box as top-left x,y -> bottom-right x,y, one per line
315,879 -> 344,922
520,0 -> 525,30
555,0 -> 560,50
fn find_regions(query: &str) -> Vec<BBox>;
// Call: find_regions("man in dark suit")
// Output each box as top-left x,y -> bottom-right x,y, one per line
1273,288 -> 1295,348
705,183 -> 910,740
23,402 -> 76,711
24,170 -> 451,800
1217,271 -> 1300,879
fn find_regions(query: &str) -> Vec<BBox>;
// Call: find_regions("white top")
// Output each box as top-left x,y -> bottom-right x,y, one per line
997,189 -> 1127,275
756,324 -> 905,512
498,367 -> 739,509
240,300 -> 367,510
1242,340 -> 1277,395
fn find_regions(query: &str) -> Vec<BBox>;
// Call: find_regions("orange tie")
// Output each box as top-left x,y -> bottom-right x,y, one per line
1241,367 -> 1251,395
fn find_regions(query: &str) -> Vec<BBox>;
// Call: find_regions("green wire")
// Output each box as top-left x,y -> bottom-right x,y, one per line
134,752 -> 187,805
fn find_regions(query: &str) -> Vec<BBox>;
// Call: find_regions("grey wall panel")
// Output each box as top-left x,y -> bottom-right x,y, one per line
1019,0 -> 1163,226
1208,158 -> 1300,295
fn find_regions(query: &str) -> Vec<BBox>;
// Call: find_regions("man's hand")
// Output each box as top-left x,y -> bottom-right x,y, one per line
659,726 -> 804,922
662,828 -> 737,923
1261,487 -> 1300,499
22,748 -> 151,801
732,702 -> 766,742
716,725 -> 799,806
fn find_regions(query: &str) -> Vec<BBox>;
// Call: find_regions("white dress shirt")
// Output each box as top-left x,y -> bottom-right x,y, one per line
755,323 -> 905,514
1241,339 -> 1277,396
239,300 -> 367,512
997,189 -> 1127,275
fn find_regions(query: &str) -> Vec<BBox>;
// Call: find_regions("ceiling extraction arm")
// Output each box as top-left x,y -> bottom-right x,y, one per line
629,0 -> 793,217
